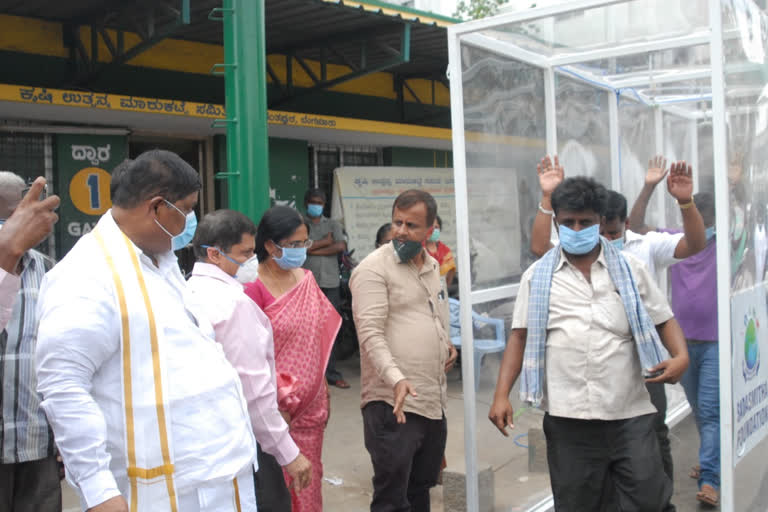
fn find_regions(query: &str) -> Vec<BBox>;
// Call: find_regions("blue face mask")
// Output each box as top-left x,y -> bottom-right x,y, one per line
429,228 -> 441,242
307,204 -> 324,218
706,226 -> 716,241
155,200 -> 197,251
273,245 -> 307,269
559,224 -> 600,255
609,237 -> 625,251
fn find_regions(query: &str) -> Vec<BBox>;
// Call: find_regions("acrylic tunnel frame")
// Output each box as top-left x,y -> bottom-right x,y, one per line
446,1 -> 766,511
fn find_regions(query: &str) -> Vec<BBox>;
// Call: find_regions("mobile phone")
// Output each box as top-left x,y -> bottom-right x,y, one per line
22,180 -> 48,201
643,369 -> 664,379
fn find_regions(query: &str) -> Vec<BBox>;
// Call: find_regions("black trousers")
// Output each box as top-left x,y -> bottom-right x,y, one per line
544,413 -> 672,512
254,445 -> 292,512
0,455 -> 62,512
646,382 -> 676,512
321,286 -> 344,383
362,401 -> 447,512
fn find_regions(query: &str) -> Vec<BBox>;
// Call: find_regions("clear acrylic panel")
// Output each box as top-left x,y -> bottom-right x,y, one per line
662,114 -> 696,228
722,1 -> 768,509
462,43 -> 546,288
617,94 -> 660,226
451,1 -> 768,510
481,0 -> 711,59
556,74 -> 611,186
469,297 -> 554,511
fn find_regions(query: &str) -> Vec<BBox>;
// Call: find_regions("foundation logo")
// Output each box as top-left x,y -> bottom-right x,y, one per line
743,310 -> 760,382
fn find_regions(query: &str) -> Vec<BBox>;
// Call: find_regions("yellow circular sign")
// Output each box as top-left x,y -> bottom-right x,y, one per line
69,167 -> 112,215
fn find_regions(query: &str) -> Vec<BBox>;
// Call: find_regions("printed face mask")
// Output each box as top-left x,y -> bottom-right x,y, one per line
155,200 -> 197,251
306,204 -> 324,218
273,245 -> 307,269
559,224 -> 600,255
393,239 -> 423,263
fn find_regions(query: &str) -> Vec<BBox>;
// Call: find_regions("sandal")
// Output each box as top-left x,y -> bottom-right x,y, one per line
689,465 -> 701,480
331,379 -> 351,389
696,484 -> 719,507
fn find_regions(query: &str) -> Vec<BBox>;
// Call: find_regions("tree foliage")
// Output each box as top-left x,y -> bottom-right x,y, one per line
453,0 -> 507,20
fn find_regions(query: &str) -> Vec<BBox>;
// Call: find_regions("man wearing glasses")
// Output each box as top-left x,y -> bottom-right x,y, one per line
35,151 -> 258,512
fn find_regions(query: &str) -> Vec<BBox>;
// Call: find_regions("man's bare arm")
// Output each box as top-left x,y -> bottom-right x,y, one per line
488,328 -> 527,436
646,319 -> 690,384
665,161 -> 707,258
530,156 -> 563,257
628,156 -> 667,234
0,177 -> 59,273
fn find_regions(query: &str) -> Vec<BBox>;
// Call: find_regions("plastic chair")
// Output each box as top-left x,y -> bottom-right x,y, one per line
448,298 -> 506,390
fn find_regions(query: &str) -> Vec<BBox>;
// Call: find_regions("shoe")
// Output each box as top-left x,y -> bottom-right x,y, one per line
331,379 -> 350,389
696,484 -> 719,507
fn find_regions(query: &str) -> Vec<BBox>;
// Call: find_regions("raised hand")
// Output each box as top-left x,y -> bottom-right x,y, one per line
1,177 -> 59,254
645,156 -> 669,187
666,161 -> 694,203
537,155 -> 564,197
0,177 -> 60,273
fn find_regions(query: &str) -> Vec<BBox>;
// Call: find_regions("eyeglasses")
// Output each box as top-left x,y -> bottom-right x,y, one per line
276,239 -> 313,249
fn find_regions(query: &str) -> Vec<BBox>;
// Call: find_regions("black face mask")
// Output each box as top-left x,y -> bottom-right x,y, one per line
392,239 -> 423,263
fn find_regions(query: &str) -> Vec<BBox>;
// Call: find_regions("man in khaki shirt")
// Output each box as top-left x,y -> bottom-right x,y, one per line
351,189 -> 457,512
489,177 -> 689,512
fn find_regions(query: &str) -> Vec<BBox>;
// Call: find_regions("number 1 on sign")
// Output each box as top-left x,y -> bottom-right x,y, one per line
87,173 -> 100,210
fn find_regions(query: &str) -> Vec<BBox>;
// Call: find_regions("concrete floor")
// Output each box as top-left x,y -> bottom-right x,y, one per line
61,355 -> 765,511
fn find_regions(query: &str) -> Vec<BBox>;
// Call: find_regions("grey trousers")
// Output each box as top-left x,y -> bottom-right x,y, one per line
0,455 -> 62,512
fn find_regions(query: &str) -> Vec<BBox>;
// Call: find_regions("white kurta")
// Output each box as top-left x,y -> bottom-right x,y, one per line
35,212 -> 257,510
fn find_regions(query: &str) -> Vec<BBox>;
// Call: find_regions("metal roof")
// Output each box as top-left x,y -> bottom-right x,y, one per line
0,0 -> 450,79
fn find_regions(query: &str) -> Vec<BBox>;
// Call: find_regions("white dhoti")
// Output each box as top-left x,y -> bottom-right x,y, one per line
177,467 -> 257,512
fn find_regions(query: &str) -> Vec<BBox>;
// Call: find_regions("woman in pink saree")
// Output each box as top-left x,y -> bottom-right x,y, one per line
245,206 -> 341,512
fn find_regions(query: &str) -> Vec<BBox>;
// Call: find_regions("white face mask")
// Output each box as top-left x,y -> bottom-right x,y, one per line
235,255 -> 260,284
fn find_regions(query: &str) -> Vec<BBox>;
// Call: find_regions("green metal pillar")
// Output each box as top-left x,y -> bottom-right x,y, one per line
219,0 -> 271,221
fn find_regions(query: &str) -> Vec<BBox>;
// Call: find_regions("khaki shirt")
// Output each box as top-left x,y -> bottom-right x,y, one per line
350,243 -> 451,420
512,248 -> 674,420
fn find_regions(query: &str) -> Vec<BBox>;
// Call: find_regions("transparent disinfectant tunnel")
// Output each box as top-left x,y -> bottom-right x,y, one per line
446,1 -> 768,511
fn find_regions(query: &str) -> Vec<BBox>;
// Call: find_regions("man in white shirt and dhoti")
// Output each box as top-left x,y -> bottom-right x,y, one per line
35,151 -> 258,512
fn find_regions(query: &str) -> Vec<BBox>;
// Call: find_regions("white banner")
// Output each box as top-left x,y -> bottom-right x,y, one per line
731,283 -> 768,465
332,166 -> 523,287
331,167 -> 457,261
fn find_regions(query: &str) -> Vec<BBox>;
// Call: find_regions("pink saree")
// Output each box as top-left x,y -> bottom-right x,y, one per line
254,271 -> 341,512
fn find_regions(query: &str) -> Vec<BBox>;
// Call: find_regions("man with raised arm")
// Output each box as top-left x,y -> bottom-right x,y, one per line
0,177 -> 59,331
491,176 -> 689,511
529,156 -> 707,510
0,173 -> 61,512
628,169 -> 720,507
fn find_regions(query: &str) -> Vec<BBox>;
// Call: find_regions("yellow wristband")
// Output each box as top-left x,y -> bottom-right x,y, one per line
678,200 -> 695,210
